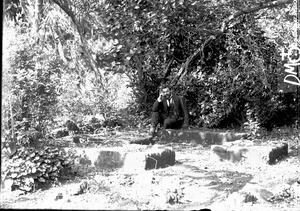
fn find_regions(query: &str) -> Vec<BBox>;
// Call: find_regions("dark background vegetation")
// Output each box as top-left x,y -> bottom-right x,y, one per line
2,0 -> 299,141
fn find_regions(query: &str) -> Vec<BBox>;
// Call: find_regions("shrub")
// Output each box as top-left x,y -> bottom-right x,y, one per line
1,146 -> 77,193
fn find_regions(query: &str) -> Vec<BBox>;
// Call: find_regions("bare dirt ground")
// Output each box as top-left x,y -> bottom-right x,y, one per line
1,128 -> 299,210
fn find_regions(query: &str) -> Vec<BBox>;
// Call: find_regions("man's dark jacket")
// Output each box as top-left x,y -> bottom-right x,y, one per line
152,94 -> 189,127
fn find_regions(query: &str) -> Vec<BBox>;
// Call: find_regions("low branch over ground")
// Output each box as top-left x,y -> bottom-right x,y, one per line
51,0 -> 105,83
221,0 -> 293,32
185,0 -> 294,34
171,35 -> 217,86
169,0 -> 293,85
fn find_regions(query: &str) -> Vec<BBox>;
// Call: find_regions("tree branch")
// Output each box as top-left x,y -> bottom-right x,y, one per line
182,26 -> 223,35
183,0 -> 294,34
221,0 -> 293,31
162,57 -> 174,84
51,0 -> 105,82
171,36 -> 215,86
170,0 -> 293,84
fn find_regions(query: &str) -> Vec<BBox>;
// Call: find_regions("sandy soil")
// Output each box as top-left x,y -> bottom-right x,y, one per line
1,129 -> 299,210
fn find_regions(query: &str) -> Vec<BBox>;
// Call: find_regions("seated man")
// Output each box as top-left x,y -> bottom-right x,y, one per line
150,84 -> 189,136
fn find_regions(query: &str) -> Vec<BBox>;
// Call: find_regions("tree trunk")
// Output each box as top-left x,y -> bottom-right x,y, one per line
33,0 -> 43,34
136,56 -> 148,104
51,0 -> 105,83
9,95 -> 15,141
171,36 -> 215,86
162,57 -> 174,84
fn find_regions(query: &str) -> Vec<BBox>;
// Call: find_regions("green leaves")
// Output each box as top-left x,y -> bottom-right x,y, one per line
2,146 -> 76,193
2,21 -> 64,137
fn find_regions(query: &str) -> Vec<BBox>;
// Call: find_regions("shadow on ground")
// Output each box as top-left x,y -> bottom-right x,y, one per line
175,161 -> 253,193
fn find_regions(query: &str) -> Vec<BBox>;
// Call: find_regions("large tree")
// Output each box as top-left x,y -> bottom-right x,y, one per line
3,0 -> 297,129
92,0 -> 296,128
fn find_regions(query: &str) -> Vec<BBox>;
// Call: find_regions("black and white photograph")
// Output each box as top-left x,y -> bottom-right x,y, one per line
1,0 -> 299,210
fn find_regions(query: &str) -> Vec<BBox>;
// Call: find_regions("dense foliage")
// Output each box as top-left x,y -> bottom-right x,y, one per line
2,0 -> 299,142
96,0 -> 298,129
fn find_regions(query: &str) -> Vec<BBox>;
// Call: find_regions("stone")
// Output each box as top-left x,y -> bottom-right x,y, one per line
160,128 -> 246,145
145,147 -> 175,170
122,146 -> 176,172
210,145 -> 248,162
121,151 -> 146,173
94,150 -> 126,170
63,147 -> 127,171
62,145 -> 175,174
268,142 -> 288,164
211,142 -> 288,164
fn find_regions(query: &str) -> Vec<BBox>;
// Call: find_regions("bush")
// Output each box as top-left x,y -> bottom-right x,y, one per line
1,146 -> 77,193
2,27 -> 62,144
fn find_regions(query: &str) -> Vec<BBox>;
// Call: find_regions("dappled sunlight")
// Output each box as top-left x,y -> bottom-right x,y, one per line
2,0 -> 299,210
